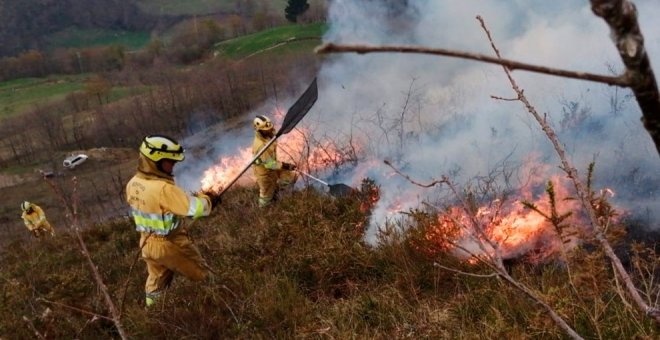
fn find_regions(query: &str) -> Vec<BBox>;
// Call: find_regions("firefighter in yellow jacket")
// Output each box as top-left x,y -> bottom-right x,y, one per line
251,115 -> 297,207
126,135 -> 222,307
21,201 -> 55,238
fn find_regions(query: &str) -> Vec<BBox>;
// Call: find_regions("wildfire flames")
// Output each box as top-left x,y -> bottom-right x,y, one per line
420,173 -> 620,263
200,116 -> 620,265
424,197 -> 576,263
200,108 -> 351,193
200,147 -> 253,193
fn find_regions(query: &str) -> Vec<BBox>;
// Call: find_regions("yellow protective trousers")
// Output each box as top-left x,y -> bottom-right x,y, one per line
256,169 -> 296,207
30,221 -> 55,238
140,228 -> 208,298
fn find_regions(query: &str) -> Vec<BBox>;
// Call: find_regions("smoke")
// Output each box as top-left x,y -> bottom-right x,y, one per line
175,114 -> 256,192
310,0 -> 660,243
175,0 -> 659,246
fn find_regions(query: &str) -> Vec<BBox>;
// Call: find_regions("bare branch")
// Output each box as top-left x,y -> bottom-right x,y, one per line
433,262 -> 498,278
22,316 -> 46,340
477,14 -> 660,325
44,177 -> 129,339
385,155 -> 582,338
37,298 -> 114,322
318,1 -> 660,156
591,0 -> 660,155
383,159 -> 449,188
316,43 -> 630,87
491,95 -> 519,102
118,234 -> 151,317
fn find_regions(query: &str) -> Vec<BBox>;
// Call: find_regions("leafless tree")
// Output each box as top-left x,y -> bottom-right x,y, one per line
44,176 -> 128,339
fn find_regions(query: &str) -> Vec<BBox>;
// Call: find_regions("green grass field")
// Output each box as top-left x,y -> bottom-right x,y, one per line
45,28 -> 151,51
0,76 -> 85,118
214,23 -> 327,59
0,75 -> 142,119
0,22 -> 327,120
137,0 -> 288,15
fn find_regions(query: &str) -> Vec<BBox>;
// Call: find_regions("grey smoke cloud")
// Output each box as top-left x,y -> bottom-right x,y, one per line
312,0 -> 660,243
176,1 -> 659,247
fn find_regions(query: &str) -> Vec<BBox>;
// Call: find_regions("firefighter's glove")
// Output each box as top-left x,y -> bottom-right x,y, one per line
203,191 -> 222,208
281,162 -> 297,171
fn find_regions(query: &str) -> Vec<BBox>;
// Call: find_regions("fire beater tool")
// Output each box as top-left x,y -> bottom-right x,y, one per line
217,78 -> 318,197
296,170 -> 354,197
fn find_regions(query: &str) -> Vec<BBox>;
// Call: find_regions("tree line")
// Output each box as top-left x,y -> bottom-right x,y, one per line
0,1 -> 327,83
0,51 -> 319,168
0,0 -> 170,58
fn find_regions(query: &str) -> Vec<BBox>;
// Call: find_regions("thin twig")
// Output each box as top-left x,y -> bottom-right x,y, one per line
218,293 -> 240,326
76,316 -> 99,339
491,95 -> 519,101
118,234 -> 151,317
22,316 -> 46,340
44,177 -> 129,339
316,43 -> 630,87
37,298 -> 114,321
383,159 -> 449,188
433,262 -> 498,278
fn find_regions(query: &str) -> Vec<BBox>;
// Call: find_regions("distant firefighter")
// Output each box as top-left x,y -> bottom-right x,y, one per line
251,115 -> 297,207
20,201 -> 55,238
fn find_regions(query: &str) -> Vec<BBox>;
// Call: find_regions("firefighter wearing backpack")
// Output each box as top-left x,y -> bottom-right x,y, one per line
251,115 -> 297,207
126,135 -> 222,307
20,201 -> 55,238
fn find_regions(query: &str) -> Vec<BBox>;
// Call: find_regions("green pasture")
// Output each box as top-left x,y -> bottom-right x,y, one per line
0,75 -> 142,119
214,23 -> 326,59
0,76 -> 84,118
46,28 -> 151,51
137,0 -> 288,15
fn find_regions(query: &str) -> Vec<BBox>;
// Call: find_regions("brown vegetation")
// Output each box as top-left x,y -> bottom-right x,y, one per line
0,183 -> 658,338
0,51 -> 319,167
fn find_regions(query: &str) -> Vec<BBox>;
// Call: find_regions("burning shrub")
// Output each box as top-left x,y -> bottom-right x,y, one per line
357,177 -> 380,213
405,208 -> 462,260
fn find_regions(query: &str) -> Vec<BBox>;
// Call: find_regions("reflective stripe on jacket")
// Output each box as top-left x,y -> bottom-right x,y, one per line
126,174 -> 211,235
252,132 -> 282,177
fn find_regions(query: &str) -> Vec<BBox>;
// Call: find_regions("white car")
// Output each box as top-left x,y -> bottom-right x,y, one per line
63,154 -> 88,169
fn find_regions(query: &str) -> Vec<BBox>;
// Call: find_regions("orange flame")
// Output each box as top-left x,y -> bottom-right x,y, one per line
417,154 -> 621,263
200,108 -> 352,193
200,147 -> 253,193
359,185 -> 380,213
420,174 -> 621,263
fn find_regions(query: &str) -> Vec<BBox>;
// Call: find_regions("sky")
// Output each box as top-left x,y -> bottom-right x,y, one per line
180,0 -> 660,244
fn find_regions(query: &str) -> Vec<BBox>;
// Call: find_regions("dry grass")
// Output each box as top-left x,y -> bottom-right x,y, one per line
0,181 -> 658,338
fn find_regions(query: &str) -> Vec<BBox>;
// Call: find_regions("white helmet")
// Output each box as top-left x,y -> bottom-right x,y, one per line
253,115 -> 274,131
139,135 -> 185,162
21,201 -> 31,211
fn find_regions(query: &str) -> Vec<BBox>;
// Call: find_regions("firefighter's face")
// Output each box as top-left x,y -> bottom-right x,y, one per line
160,159 -> 177,175
260,128 -> 275,138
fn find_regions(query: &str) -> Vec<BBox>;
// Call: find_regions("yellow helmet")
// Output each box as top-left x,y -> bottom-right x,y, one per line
139,135 -> 185,162
21,201 -> 31,211
253,115 -> 274,131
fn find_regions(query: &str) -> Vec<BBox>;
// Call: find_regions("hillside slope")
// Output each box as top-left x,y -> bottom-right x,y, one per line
1,184 -> 658,338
